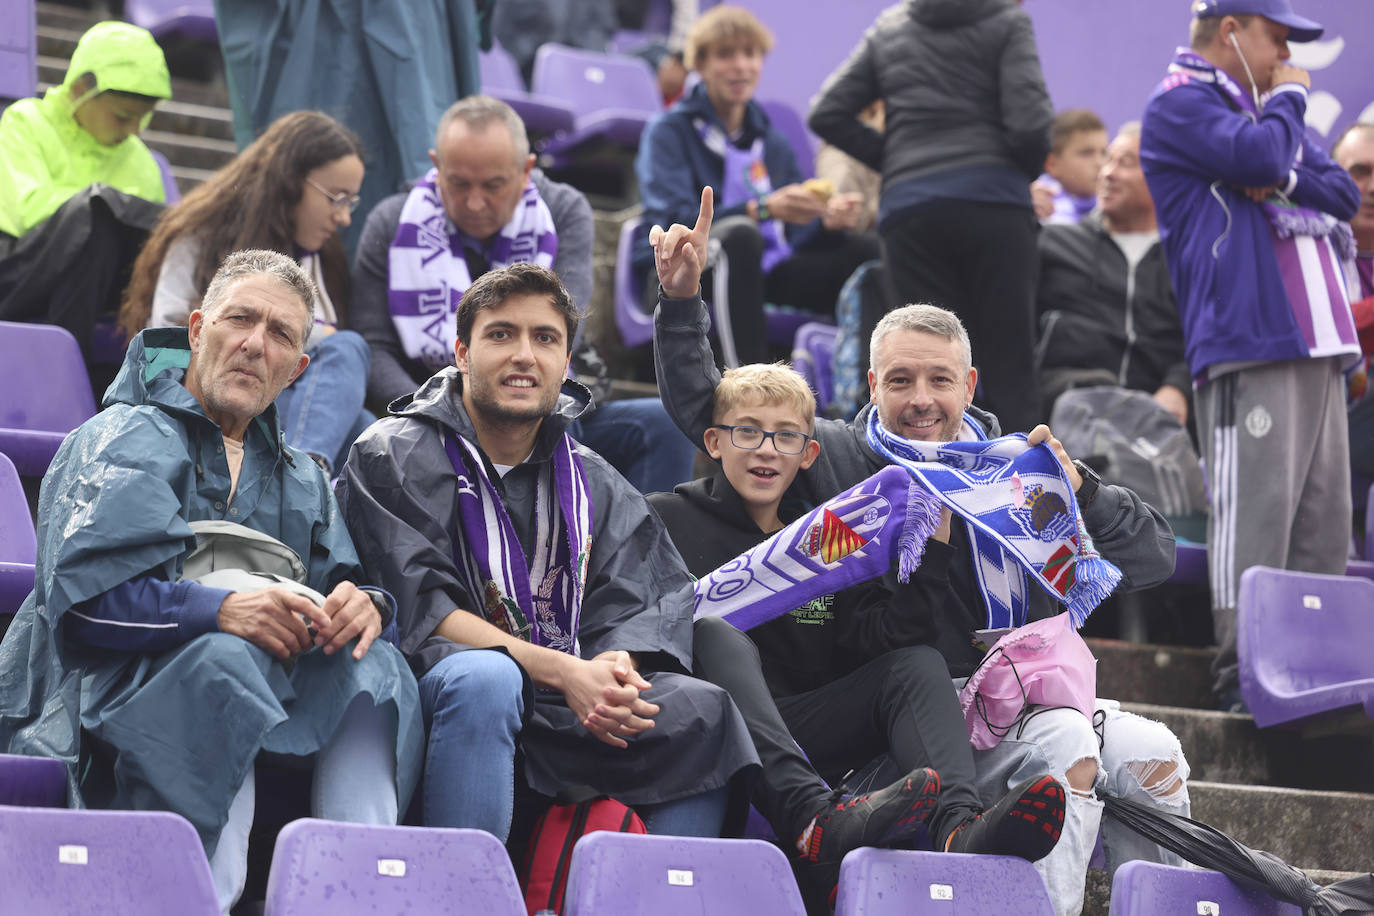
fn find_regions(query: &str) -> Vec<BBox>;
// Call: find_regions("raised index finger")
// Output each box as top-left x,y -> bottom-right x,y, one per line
693,185 -> 714,239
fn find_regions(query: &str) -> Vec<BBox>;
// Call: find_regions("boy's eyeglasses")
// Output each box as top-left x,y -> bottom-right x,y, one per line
305,178 -> 362,214
712,424 -> 812,454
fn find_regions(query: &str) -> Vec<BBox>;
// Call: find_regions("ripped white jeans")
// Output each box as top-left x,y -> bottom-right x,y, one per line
969,698 -> 1190,916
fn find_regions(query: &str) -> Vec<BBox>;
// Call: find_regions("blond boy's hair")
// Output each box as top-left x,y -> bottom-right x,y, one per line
713,363 -> 816,430
684,5 -> 775,71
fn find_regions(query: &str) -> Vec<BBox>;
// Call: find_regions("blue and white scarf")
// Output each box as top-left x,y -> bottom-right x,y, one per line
865,411 -> 1121,628
442,431 -> 593,654
697,118 -> 791,273
388,169 -> 558,371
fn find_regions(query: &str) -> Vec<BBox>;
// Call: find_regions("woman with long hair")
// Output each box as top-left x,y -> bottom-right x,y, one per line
120,109 -> 371,473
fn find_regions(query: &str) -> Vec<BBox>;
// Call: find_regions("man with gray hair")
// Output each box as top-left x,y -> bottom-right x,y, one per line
352,94 -> 695,493
0,248 -> 423,914
653,190 -> 1189,915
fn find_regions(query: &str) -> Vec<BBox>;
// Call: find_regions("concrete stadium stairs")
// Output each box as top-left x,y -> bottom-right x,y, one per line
33,3 -> 1373,912
1083,635 -> 1373,914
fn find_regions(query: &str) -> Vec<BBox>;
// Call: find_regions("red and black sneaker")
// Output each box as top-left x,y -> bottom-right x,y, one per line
798,766 -> 941,893
945,774 -> 1066,862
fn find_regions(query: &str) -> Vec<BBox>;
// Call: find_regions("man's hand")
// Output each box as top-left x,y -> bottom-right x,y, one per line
1027,424 -> 1083,491
314,580 -> 383,660
766,184 -> 826,224
1272,63 -> 1310,90
218,587 -> 332,661
821,192 -> 864,232
1239,184 -> 1280,202
1030,180 -> 1056,220
931,506 -> 954,544
1152,385 -> 1189,426
561,652 -> 658,749
650,186 -> 713,299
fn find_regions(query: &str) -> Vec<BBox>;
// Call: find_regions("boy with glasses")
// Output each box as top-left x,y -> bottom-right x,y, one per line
648,363 -> 1065,902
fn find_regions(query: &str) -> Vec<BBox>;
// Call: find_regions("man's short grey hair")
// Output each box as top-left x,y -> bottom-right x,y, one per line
200,249 -> 317,343
434,94 -> 531,164
1116,120 -> 1142,141
869,303 -> 973,375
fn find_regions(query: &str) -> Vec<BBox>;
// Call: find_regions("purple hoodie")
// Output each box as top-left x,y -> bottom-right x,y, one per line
1140,49 -> 1359,381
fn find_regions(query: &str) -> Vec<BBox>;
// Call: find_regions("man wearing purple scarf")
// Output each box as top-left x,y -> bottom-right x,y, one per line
1140,0 -> 1362,713
338,263 -> 758,842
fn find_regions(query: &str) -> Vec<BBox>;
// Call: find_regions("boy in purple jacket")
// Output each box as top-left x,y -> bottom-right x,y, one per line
1140,0 -> 1361,712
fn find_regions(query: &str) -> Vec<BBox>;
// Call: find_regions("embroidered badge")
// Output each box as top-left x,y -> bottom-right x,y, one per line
1012,483 -> 1075,543
1244,405 -> 1273,439
818,509 -> 868,564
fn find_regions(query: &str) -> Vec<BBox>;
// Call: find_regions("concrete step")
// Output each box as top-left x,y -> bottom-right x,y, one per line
1125,701 -> 1374,792
34,1 -> 101,34
1089,637 -> 1214,711
140,128 -> 236,173
1189,780 -> 1374,874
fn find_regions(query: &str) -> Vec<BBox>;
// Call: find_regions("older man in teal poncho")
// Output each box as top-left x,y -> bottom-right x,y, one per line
0,249 -> 422,914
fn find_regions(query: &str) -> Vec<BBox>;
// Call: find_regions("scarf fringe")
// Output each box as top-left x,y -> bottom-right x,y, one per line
1065,554 -> 1122,628
898,479 -> 943,582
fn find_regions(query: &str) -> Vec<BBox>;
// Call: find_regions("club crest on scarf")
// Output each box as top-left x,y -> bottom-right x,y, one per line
865,409 -> 1121,628
694,467 -> 940,632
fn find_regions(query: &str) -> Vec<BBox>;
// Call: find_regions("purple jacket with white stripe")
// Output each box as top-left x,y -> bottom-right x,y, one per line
1140,57 -> 1359,380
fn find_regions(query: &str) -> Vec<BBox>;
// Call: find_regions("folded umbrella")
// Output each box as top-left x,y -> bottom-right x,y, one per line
1102,793 -> 1374,915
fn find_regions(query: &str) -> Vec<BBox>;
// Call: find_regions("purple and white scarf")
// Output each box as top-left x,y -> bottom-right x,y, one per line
1169,49 -> 1359,364
388,170 -> 558,371
442,431 -> 592,654
866,411 -> 1121,629
697,119 -> 791,273
692,466 -> 941,630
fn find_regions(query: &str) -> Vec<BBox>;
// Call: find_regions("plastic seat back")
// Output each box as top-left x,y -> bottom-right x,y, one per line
0,321 -> 97,477
835,847 -> 1054,915
0,806 -> 219,914
264,819 -> 525,915
1238,566 -> 1374,727
1108,860 -> 1301,915
0,753 -> 65,807
564,832 -> 806,916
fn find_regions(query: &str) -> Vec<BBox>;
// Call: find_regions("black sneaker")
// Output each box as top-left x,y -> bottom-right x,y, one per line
798,766 -> 940,894
945,774 -> 1066,862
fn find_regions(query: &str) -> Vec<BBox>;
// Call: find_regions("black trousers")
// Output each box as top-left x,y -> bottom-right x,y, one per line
692,616 -> 981,849
0,186 -> 163,359
880,200 -> 1043,434
648,217 -> 880,366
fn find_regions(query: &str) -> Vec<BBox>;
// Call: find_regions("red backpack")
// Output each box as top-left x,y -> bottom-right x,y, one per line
520,788 -> 647,915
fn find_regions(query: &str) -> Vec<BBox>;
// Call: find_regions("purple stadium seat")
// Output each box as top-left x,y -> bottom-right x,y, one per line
834,847 -> 1054,915
1108,860 -> 1301,915
479,42 -> 577,137
614,217 -> 655,348
0,0 -> 36,101
1168,540 -> 1208,586
264,819 -> 525,916
0,450 -> 36,615
758,98 -> 814,179
613,215 -> 835,359
530,44 -> 660,158
0,806 -> 218,914
124,0 -> 218,42
150,147 -> 180,204
791,321 -> 838,411
1365,482 -> 1374,562
0,753 -> 65,807
1238,566 -> 1374,728
563,832 -> 806,916
0,321 -> 97,477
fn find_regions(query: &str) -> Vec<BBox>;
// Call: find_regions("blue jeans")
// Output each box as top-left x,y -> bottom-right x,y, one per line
418,650 -> 527,839
571,397 -> 696,495
276,329 -> 374,473
418,650 -> 729,840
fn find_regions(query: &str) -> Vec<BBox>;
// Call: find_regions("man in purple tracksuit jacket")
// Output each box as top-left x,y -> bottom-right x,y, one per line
1140,0 -> 1361,711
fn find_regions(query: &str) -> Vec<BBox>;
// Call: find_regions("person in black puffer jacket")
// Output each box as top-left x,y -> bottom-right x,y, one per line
809,0 -> 1053,436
